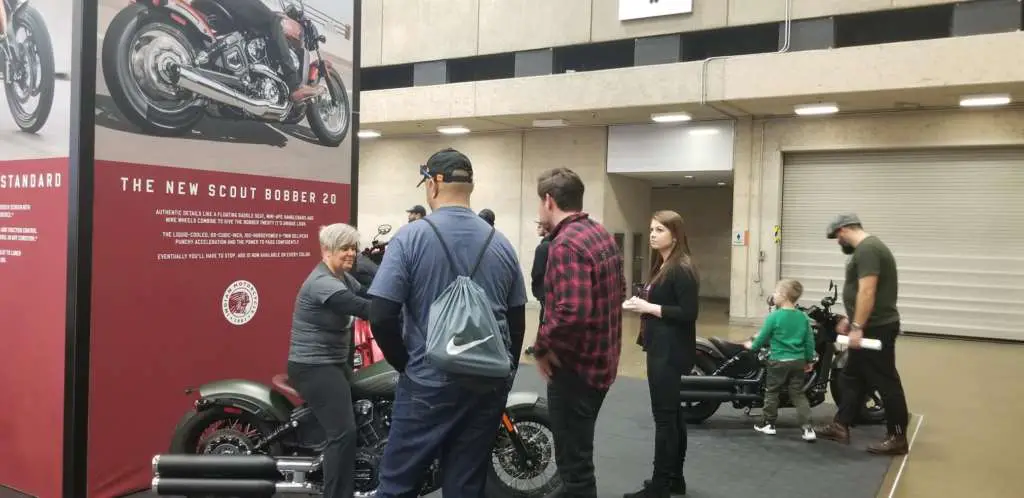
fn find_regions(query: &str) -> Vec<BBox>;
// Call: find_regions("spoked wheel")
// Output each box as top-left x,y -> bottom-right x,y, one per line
306,67 -> 350,147
487,407 -> 562,498
102,5 -> 204,135
3,6 -> 55,133
682,354 -> 722,424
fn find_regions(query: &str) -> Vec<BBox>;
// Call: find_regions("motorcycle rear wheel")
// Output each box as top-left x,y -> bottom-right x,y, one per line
4,6 -> 55,134
681,354 -> 722,424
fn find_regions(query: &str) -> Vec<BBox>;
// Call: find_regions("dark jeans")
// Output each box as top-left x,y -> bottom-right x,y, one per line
836,321 -> 911,436
547,367 -> 608,498
763,360 -> 811,426
286,361 -> 356,498
378,375 -> 506,498
647,357 -> 686,484
217,0 -> 301,89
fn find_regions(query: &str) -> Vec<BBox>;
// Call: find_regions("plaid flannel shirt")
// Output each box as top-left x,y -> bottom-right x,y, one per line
535,213 -> 625,391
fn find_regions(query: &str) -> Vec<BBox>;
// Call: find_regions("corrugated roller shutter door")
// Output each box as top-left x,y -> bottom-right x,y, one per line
780,148 -> 1024,341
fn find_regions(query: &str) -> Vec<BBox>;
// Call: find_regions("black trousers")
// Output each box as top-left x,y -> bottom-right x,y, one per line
647,359 -> 686,483
287,361 -> 356,498
547,367 -> 607,498
835,321 -> 911,436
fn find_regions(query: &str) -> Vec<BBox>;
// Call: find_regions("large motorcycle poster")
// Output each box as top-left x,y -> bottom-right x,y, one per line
88,0 -> 359,495
0,0 -> 72,497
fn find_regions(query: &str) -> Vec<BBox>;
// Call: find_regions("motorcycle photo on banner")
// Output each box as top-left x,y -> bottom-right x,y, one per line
101,0 -> 350,147
1,0 -> 55,134
679,281 -> 887,425
150,331 -> 562,497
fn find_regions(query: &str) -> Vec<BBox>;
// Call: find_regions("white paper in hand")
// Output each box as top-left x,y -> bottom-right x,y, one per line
835,335 -> 883,350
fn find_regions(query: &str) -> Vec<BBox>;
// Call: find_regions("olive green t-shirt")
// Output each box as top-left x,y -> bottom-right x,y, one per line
843,235 -> 900,327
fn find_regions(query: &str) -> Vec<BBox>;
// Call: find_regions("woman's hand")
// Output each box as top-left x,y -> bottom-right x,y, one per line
622,296 -> 656,315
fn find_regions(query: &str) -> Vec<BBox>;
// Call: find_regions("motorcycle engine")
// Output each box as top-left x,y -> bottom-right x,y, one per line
353,398 -> 393,493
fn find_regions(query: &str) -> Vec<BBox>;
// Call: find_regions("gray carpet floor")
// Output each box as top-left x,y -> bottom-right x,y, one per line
19,369 -> 892,498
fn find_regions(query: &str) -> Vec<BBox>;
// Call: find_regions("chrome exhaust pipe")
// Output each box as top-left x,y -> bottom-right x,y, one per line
152,454 -> 318,479
175,66 -> 291,120
151,477 -> 316,495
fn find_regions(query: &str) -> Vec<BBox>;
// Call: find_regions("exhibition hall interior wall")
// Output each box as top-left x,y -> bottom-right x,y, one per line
2,0 -> 359,496
0,0 -> 72,496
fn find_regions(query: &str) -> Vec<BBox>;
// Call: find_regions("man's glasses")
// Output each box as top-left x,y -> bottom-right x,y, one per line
416,164 -> 430,187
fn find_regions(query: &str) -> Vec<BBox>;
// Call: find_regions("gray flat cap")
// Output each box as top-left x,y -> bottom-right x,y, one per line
826,213 -> 862,239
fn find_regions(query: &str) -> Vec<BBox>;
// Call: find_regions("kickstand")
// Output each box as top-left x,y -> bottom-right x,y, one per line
744,407 -> 762,418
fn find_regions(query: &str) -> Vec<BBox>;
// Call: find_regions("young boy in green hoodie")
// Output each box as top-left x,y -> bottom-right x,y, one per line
745,279 -> 817,441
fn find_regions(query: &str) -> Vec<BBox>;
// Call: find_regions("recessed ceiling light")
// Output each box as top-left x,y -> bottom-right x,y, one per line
651,112 -> 692,123
794,103 -> 839,116
959,93 -> 1011,107
684,175 -> 695,179
437,125 -> 470,135
357,129 -> 381,139
532,119 -> 568,128
688,127 -> 720,136
717,181 -> 727,186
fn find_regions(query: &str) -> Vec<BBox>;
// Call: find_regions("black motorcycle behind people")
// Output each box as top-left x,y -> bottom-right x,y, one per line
622,210 -> 699,498
287,222 -> 369,498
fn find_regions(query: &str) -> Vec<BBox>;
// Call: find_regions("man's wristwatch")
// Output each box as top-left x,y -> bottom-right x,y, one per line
851,322 -> 863,331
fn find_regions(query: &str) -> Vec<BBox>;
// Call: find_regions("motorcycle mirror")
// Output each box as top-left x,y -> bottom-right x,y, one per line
766,295 -> 775,308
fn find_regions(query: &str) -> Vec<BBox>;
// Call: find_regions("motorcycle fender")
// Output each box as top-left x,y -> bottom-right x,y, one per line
11,1 -> 31,18
505,391 -> 542,410
196,379 -> 294,423
695,337 -> 724,361
140,0 -> 216,41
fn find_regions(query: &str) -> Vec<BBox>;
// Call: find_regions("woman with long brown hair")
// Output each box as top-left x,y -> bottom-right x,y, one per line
622,210 -> 700,498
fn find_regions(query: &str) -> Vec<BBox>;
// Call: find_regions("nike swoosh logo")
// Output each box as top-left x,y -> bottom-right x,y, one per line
446,335 -> 493,356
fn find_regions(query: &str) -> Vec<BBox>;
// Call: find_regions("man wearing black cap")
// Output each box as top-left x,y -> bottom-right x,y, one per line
406,204 -> 426,223
815,213 -> 910,455
367,148 -> 528,497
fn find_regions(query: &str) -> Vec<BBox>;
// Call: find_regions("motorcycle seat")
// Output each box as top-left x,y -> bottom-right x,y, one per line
709,337 -> 747,359
271,374 -> 303,403
351,360 -> 399,398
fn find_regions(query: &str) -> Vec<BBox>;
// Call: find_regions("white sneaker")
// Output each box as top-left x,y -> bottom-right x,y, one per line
754,422 -> 777,435
802,425 -> 817,442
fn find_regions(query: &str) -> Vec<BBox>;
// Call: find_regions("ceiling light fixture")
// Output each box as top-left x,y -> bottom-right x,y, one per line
959,93 -> 1011,107
794,103 -> 839,116
684,175 -> 695,179
717,181 -> 728,186
532,119 -> 568,128
688,127 -> 720,136
651,112 -> 692,123
437,125 -> 470,135
357,129 -> 381,139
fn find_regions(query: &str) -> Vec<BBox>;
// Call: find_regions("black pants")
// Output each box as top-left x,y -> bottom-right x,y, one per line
217,0 -> 301,89
287,361 -> 356,498
547,367 -> 607,498
647,357 -> 686,484
835,321 -> 910,436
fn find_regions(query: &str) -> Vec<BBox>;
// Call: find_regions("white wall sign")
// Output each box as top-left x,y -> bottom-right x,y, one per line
619,0 -> 694,21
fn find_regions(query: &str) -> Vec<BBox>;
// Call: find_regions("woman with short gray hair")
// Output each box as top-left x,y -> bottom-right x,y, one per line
287,222 -> 368,498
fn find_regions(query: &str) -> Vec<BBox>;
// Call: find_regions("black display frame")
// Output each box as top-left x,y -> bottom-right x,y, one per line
60,1 -> 363,495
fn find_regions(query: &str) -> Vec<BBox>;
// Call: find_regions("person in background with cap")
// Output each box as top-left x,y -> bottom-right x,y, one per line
406,205 -> 426,223
815,213 -> 910,455
478,208 -> 496,226
367,148 -> 528,497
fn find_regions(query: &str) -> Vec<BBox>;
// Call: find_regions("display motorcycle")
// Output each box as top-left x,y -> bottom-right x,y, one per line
153,352 -> 560,497
102,0 -> 351,146
680,281 -> 886,425
361,223 -> 392,266
0,0 -> 55,133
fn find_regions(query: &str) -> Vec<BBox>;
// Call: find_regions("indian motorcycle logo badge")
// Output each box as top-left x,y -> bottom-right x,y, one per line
222,280 -> 260,326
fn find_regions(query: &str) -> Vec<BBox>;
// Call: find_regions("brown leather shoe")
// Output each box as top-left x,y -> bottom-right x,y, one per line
867,434 -> 909,455
290,84 -> 325,103
814,422 -> 850,444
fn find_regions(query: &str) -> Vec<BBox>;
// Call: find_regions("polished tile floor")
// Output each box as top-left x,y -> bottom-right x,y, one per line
521,300 -> 1024,498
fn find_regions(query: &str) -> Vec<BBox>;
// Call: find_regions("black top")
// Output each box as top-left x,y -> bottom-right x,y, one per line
530,236 -> 552,302
639,264 -> 700,375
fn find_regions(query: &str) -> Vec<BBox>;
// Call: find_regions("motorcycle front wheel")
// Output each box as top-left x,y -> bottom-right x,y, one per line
306,66 -> 350,147
487,402 -> 563,498
829,372 -> 887,425
4,6 -> 55,133
102,4 -> 205,136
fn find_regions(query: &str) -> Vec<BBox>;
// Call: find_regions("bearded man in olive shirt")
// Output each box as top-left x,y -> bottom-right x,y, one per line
815,214 -> 910,455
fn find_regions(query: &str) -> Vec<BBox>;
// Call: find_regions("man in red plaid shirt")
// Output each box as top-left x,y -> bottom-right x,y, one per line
532,167 -> 625,498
